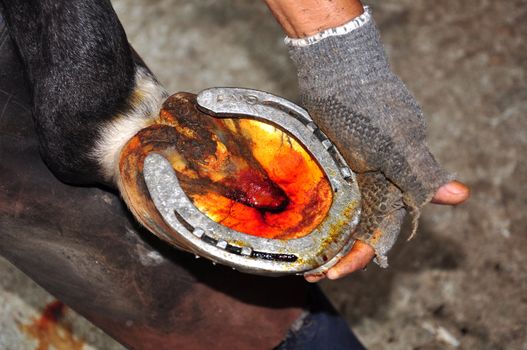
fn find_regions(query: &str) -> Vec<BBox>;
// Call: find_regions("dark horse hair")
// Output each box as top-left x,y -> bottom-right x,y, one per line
0,0 -> 164,186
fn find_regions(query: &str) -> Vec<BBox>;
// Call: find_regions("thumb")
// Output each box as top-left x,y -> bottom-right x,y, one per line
431,180 -> 470,205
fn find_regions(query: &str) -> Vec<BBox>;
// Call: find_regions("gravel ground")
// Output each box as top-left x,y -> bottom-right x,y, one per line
1,0 -> 525,349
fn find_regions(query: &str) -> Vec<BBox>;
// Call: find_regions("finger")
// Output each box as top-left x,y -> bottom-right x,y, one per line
326,240 -> 375,280
304,241 -> 375,282
431,180 -> 470,205
304,273 -> 326,283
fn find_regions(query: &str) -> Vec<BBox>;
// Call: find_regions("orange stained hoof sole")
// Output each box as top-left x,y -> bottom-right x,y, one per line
118,92 -> 333,244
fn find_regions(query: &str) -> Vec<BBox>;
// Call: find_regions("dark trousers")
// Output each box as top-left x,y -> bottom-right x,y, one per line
277,285 -> 366,350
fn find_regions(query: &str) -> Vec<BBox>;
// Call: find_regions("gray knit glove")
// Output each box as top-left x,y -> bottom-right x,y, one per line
287,8 -> 452,267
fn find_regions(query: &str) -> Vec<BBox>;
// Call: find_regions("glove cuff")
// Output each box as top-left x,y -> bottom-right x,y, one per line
284,6 -> 372,48
287,6 -> 393,92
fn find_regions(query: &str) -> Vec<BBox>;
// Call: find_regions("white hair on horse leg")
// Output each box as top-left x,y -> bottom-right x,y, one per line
92,66 -> 168,183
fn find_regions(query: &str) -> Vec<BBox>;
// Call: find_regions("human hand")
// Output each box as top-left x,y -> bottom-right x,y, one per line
281,6 -> 470,279
305,181 -> 469,282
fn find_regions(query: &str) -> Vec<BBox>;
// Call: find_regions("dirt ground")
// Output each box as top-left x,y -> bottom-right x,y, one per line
1,0 -> 525,349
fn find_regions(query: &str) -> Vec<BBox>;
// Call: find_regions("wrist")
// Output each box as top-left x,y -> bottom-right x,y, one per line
264,0 -> 364,38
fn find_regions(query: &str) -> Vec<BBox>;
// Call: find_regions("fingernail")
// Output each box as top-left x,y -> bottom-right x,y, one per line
446,186 -> 465,195
305,274 -> 324,283
446,181 -> 469,195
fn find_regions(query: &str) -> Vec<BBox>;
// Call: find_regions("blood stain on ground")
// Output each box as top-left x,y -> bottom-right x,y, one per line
19,300 -> 85,350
